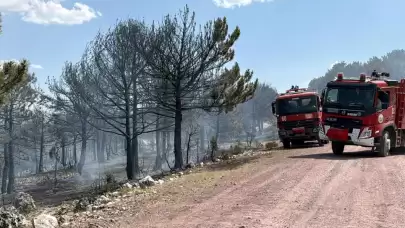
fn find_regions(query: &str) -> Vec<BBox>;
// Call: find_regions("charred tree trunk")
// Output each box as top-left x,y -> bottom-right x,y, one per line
7,104 -> 14,194
2,143 -> 8,194
61,135 -> 67,167
215,115 -> 220,143
73,135 -> 77,165
173,95 -> 183,169
199,125 -> 205,157
132,77 -> 140,177
77,122 -> 88,174
97,131 -> 105,163
38,117 -> 44,173
124,83 -> 134,180
153,117 -> 162,171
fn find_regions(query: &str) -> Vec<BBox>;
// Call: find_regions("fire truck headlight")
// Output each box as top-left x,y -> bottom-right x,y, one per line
359,127 -> 372,139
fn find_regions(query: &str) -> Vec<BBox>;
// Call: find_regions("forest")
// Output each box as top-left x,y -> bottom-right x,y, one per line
0,6 -> 280,196
2,5 -> 405,199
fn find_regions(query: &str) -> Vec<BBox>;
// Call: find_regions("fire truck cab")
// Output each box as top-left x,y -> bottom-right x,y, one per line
271,86 -> 327,149
319,71 -> 405,156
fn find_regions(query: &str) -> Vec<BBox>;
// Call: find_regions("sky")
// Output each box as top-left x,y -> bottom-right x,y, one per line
1,0 -> 405,93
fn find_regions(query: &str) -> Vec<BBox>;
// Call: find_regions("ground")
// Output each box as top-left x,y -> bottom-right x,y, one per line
63,144 -> 405,228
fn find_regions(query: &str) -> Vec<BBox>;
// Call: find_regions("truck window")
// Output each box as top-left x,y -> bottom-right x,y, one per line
324,86 -> 375,109
377,90 -> 389,110
277,96 -> 317,115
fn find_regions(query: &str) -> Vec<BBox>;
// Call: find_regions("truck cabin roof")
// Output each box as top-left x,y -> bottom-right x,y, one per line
276,91 -> 318,100
327,79 -> 400,88
327,72 -> 400,88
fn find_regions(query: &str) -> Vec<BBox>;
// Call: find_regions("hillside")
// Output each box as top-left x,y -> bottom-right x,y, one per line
308,49 -> 405,91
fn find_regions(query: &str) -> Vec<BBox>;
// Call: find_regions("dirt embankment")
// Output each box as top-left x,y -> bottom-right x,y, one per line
68,144 -> 405,228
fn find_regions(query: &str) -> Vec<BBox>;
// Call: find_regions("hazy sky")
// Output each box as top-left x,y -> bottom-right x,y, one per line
1,0 -> 404,93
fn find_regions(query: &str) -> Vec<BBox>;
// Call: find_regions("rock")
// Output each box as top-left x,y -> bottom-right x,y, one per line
214,158 -> 221,162
0,206 -> 25,228
123,183 -> 132,188
185,162 -> 195,169
156,179 -> 164,185
74,197 -> 92,212
32,214 -> 58,228
139,176 -> 156,188
13,192 -> 36,214
178,172 -> 184,176
199,162 -> 204,167
94,195 -> 110,205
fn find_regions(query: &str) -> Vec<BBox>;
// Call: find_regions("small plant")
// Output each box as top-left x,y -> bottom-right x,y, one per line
265,141 -> 278,150
210,136 -> 218,161
232,144 -> 243,155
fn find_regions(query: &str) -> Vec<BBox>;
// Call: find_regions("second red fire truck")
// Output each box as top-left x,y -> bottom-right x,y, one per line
272,86 -> 327,148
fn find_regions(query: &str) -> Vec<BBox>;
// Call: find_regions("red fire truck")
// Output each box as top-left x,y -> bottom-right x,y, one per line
272,86 -> 327,149
319,71 -> 405,156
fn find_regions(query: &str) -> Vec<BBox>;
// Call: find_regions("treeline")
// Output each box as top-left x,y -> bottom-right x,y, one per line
308,49 -> 405,91
0,5 -> 278,193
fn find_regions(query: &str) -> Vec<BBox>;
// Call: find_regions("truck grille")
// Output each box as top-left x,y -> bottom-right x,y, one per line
324,117 -> 363,129
281,119 -> 318,130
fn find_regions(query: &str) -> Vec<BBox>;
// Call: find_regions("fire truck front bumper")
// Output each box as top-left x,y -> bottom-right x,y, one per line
319,125 -> 374,147
278,127 -> 320,141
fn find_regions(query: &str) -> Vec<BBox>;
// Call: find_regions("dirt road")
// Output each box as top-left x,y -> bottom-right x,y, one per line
74,144 -> 405,228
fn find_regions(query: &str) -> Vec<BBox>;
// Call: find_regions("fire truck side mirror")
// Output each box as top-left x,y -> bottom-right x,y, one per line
320,88 -> 326,105
271,102 -> 276,115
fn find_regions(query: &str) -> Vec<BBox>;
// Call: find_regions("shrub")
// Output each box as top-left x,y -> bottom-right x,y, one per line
265,141 -> 278,150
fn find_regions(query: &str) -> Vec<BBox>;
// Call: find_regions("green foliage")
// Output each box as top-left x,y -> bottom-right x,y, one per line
308,49 -> 405,91
0,60 -> 30,105
265,141 -> 278,150
210,63 -> 259,113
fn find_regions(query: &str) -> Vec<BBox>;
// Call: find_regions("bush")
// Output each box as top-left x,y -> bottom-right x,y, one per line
265,141 -> 278,150
231,144 -> 243,155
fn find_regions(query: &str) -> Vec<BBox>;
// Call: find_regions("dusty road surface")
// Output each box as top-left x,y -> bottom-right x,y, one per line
72,144 -> 405,228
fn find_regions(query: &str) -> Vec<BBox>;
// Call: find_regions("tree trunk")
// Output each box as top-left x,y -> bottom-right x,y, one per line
199,125 -> 205,157
39,118 -> 44,173
97,131 -> 105,163
93,136 -> 97,161
153,117 -> 162,171
7,104 -> 14,194
77,123 -> 88,174
73,135 -> 77,165
215,115 -> 220,142
124,84 -> 134,180
173,96 -> 183,169
2,143 -> 8,194
61,135 -> 67,167
132,76 -> 140,177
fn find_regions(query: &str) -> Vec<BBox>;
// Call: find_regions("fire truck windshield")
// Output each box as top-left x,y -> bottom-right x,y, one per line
276,95 -> 318,115
324,86 -> 375,109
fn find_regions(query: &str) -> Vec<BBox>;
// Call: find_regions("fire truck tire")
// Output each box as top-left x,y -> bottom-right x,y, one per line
282,139 -> 291,149
377,131 -> 390,157
331,141 -> 344,155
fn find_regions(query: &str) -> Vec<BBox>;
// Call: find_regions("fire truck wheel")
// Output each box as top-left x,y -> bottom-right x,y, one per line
282,139 -> 291,149
377,131 -> 390,157
331,141 -> 344,155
